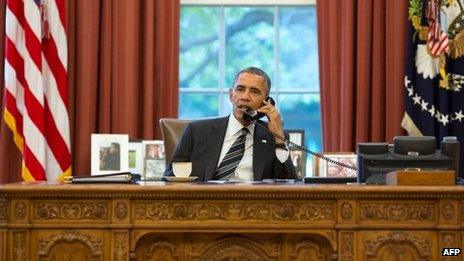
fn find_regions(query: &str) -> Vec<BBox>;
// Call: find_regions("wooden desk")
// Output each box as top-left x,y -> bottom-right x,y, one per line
0,182 -> 463,260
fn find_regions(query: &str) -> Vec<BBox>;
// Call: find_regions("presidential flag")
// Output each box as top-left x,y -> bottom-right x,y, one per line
3,0 -> 71,181
402,0 -> 464,179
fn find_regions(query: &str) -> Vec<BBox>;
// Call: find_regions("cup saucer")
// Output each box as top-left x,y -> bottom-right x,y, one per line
164,176 -> 198,182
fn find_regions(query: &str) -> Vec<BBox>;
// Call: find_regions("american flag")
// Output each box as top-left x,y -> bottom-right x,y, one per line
425,0 -> 449,56
3,0 -> 71,181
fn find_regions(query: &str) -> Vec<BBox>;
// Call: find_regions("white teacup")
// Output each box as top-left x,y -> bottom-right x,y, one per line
172,162 -> 192,177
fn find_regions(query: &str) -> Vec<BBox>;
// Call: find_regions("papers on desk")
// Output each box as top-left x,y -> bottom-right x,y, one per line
67,172 -> 141,184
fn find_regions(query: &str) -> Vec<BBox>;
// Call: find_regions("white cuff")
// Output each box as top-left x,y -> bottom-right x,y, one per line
276,149 -> 289,163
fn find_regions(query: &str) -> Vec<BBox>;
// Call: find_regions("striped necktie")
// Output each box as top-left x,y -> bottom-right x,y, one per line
214,127 -> 249,180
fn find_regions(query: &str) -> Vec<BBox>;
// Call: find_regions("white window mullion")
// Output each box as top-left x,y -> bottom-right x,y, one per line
274,6 -> 280,105
218,6 -> 226,115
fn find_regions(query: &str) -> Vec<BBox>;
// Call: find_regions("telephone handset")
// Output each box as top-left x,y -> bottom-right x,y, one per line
243,97 -> 276,122
245,98 -> 357,174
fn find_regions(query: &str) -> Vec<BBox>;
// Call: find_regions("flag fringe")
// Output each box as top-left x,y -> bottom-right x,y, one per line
21,162 -> 36,181
3,108 -> 24,153
56,167 -> 72,181
401,112 -> 424,136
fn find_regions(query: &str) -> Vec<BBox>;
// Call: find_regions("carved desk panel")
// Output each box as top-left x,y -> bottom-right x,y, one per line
0,182 -> 463,260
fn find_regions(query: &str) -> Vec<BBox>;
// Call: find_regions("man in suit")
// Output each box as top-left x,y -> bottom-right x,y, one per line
165,67 -> 296,181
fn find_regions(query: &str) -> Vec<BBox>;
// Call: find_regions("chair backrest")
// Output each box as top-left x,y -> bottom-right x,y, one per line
159,118 -> 193,165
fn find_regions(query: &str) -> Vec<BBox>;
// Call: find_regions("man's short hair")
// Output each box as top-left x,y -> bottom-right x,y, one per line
232,67 -> 271,95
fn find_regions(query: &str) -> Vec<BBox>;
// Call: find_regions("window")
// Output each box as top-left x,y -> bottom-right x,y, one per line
179,0 -> 320,176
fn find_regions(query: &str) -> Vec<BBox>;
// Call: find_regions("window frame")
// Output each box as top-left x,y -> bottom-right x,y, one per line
179,3 -> 318,115
181,0 -> 315,5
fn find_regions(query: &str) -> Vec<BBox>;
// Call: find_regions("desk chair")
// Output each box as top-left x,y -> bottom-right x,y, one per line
159,118 -> 193,165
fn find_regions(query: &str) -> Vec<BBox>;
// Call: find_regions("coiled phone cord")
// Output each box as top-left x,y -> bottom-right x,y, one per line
254,121 -> 358,171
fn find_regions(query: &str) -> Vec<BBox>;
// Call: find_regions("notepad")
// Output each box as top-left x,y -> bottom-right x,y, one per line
68,172 -> 141,183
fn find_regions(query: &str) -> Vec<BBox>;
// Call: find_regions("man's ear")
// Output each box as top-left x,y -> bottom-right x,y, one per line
228,88 -> 233,102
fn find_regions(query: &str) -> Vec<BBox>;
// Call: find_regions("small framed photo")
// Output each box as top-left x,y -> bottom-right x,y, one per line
286,130 -> 306,178
143,140 -> 166,160
91,134 -> 129,175
314,153 -> 357,177
286,129 -> 305,147
290,150 -> 306,180
128,141 -> 144,175
144,159 -> 166,180
142,140 -> 166,180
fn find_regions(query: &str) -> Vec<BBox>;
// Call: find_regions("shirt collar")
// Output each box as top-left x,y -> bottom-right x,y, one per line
227,114 -> 254,137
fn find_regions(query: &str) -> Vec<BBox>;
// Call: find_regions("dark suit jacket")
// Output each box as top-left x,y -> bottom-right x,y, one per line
165,116 -> 296,181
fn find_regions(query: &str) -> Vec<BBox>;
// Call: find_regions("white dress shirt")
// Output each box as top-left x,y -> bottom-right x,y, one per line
217,115 -> 289,181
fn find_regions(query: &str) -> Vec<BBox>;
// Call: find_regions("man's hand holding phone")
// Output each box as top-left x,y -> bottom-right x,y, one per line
257,99 -> 285,144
